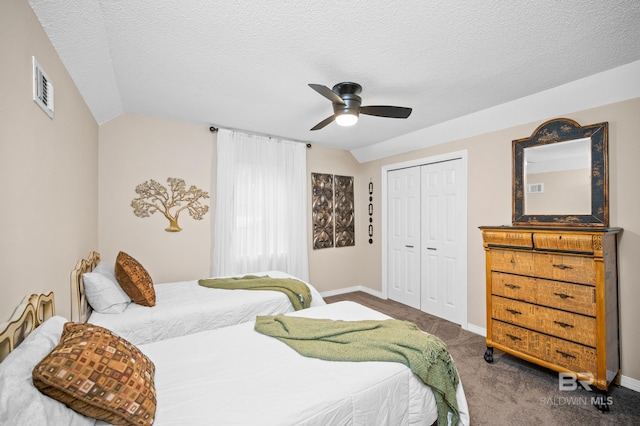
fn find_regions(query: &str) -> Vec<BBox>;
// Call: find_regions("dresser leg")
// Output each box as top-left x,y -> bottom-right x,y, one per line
592,390 -> 611,412
484,347 -> 494,363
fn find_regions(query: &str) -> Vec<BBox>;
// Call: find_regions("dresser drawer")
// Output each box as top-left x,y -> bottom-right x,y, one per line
490,249 -> 595,285
492,320 -> 597,373
491,296 -> 596,347
533,253 -> 595,285
490,249 -> 535,275
483,230 -> 533,248
491,319 -> 530,353
491,272 -> 596,316
533,233 -> 594,253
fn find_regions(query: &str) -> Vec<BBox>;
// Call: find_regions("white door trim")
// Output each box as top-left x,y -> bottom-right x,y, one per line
381,150 -> 468,329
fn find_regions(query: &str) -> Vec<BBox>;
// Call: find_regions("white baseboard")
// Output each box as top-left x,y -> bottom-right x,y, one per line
320,286 -> 384,299
466,323 -> 486,337
620,375 -> 640,392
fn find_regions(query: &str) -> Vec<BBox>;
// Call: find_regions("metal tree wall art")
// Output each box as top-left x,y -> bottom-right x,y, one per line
131,178 -> 209,232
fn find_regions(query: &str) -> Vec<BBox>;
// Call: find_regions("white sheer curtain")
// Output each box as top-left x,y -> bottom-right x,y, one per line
212,129 -> 309,281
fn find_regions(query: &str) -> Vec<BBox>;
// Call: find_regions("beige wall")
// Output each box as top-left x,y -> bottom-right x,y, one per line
0,0 -> 99,320
306,145 -> 365,292
98,113 -> 213,283
526,169 -> 591,215
606,98 -> 640,383
96,125 -> 375,295
96,118 -> 371,293
94,98 -> 640,385
97,121 -> 365,290
359,97 -> 640,383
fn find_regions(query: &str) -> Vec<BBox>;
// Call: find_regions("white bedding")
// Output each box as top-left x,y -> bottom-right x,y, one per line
125,301 -> 469,426
88,271 -> 325,345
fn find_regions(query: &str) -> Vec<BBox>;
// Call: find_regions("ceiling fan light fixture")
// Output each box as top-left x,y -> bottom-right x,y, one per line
308,82 -> 411,131
335,111 -> 359,127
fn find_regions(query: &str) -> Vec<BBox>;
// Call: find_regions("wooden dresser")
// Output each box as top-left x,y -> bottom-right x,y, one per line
480,226 -> 621,393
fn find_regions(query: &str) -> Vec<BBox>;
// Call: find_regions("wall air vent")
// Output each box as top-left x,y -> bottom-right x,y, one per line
527,183 -> 544,193
32,57 -> 54,118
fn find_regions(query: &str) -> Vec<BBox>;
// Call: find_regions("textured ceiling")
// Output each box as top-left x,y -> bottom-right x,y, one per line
28,1 -> 640,158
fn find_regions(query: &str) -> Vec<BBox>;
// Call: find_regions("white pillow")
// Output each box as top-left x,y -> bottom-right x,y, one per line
0,316 -> 95,426
83,262 -> 131,314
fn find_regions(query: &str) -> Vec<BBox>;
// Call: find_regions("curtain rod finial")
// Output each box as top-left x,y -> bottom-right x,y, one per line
209,126 -> 218,133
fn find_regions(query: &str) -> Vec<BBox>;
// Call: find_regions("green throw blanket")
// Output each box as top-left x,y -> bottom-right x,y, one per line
198,275 -> 312,310
254,315 -> 459,426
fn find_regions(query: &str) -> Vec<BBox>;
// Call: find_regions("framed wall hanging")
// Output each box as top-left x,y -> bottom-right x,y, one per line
311,173 -> 334,249
311,173 -> 355,249
334,175 -> 355,247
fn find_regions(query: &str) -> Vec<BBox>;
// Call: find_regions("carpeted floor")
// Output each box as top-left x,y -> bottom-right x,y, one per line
324,291 -> 640,425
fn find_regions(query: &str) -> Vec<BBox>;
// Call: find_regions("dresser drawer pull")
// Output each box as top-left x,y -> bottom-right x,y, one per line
553,292 -> 574,300
506,308 -> 521,315
553,321 -> 574,329
552,264 -> 573,270
506,334 -> 522,341
504,283 -> 521,290
556,350 -> 576,359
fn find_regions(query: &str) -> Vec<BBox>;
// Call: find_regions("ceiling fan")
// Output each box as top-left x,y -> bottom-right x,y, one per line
308,82 -> 412,131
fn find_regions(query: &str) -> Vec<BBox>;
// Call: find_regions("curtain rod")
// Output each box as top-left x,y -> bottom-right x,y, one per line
209,125 -> 312,148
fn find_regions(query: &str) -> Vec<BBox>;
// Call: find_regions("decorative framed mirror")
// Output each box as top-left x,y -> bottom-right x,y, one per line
512,118 -> 609,227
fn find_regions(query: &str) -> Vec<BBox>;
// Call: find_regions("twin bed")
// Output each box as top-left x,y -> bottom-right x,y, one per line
71,251 -> 326,345
0,252 -> 470,425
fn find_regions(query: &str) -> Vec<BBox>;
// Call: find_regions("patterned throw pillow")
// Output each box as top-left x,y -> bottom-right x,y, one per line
115,251 -> 156,307
32,322 -> 156,426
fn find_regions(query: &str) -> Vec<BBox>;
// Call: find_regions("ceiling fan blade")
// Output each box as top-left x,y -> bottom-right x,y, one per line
310,115 -> 336,131
309,84 -> 345,105
360,105 -> 412,119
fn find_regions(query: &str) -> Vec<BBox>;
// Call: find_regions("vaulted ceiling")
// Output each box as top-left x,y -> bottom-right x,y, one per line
29,1 -> 640,159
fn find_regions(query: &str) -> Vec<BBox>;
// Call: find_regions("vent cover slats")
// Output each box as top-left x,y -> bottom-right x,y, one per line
527,183 -> 544,193
32,57 -> 54,118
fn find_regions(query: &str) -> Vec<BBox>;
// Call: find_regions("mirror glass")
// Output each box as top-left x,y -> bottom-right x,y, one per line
524,138 -> 591,215
512,118 -> 608,227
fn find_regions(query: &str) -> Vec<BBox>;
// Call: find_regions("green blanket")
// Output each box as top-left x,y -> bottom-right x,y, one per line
198,275 -> 312,310
254,315 -> 459,426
